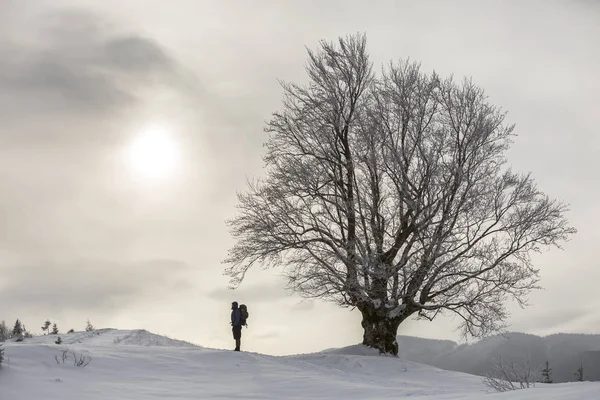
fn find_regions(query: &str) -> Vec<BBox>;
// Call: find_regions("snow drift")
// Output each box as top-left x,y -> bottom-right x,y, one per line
0,329 -> 598,399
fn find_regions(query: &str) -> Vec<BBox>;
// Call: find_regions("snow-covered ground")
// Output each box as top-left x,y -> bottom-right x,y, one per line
0,329 -> 597,399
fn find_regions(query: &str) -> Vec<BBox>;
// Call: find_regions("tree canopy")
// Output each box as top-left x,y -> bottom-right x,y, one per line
224,33 -> 576,355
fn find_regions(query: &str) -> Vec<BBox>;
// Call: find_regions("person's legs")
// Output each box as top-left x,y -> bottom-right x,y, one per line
232,325 -> 242,351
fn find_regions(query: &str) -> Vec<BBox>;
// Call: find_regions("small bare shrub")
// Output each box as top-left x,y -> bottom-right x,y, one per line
54,349 -> 92,368
55,349 -> 69,364
482,355 -> 537,392
73,352 -> 92,367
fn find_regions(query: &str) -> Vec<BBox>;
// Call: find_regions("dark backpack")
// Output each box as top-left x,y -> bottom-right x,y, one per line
239,304 -> 249,326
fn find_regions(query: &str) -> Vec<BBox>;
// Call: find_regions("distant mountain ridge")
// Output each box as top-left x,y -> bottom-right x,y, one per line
397,332 -> 600,383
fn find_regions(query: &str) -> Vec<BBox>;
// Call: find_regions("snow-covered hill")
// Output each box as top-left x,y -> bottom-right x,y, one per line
0,329 -> 598,399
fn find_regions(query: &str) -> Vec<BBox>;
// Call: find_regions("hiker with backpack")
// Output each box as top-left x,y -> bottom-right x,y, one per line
230,301 -> 248,351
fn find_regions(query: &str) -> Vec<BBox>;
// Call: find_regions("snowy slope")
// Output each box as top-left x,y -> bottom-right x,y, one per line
0,329 -> 598,399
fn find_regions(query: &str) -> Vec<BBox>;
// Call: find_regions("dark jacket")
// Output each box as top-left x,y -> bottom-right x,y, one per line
231,302 -> 241,326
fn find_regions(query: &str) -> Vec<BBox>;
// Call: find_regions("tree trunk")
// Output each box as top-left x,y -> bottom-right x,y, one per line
361,310 -> 403,356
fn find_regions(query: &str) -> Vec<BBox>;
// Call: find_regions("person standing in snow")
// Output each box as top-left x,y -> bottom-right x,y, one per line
231,301 -> 242,351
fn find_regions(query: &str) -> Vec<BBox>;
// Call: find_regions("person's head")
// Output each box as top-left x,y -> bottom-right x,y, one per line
231,301 -> 238,310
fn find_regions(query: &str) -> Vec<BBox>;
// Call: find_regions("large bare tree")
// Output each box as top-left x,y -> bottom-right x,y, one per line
224,33 -> 576,355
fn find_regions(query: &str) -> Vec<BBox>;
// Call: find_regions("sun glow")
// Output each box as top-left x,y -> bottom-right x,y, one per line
127,125 -> 180,181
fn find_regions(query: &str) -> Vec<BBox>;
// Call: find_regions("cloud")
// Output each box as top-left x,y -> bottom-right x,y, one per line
208,281 -> 296,303
253,326 -> 287,340
509,303 -> 600,336
0,8 -> 197,120
0,258 -> 194,317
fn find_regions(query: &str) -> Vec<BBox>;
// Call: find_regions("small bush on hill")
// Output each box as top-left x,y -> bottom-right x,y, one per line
85,319 -> 94,332
55,349 -> 91,368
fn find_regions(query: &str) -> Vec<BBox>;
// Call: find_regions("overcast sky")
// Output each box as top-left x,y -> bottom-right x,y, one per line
1,0 -> 598,355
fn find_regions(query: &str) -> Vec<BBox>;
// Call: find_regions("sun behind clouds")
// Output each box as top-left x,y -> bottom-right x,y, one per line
127,124 -> 180,182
